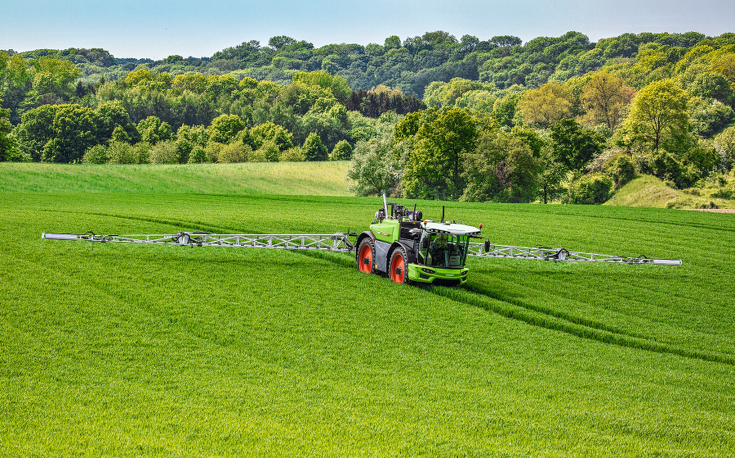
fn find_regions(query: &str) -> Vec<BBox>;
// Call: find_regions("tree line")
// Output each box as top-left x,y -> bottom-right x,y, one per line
2,30 -> 735,203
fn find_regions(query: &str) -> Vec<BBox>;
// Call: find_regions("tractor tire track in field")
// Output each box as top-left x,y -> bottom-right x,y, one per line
38,210 -> 734,366
430,285 -> 734,366
295,250 -> 734,366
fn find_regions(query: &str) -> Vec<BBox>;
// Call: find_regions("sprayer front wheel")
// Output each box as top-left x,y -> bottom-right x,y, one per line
357,238 -> 375,274
389,247 -> 409,284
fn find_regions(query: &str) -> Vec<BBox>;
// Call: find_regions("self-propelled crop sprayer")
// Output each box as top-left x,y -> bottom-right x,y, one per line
42,195 -> 682,286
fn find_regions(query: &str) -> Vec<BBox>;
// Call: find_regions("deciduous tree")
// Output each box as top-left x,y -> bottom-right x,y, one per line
517,82 -> 573,128
580,70 -> 636,130
623,79 -> 690,152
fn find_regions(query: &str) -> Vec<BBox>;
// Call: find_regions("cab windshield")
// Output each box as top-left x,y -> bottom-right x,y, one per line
418,233 -> 469,269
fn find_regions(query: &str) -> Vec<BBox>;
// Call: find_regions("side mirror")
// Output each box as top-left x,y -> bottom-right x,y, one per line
484,240 -> 490,253
422,237 -> 429,249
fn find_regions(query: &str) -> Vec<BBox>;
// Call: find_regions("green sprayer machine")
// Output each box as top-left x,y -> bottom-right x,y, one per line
43,195 -> 682,286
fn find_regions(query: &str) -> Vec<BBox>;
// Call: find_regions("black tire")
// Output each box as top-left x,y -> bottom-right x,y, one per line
357,238 -> 375,274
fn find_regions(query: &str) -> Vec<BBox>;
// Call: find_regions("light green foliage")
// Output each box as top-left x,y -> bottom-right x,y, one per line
82,144 -> 109,164
106,140 -> 150,164
26,57 -> 80,106
148,140 -> 181,164
217,141 -> 251,163
207,114 -> 247,144
688,97 -> 735,137
0,187 -> 734,455
279,146 -> 305,162
423,78 -> 496,108
346,130 -> 400,196
136,116 -> 172,145
491,91 -> 522,128
187,146 -> 208,163
254,140 -> 279,162
715,126 -> 735,170
250,121 -> 294,151
124,68 -> 172,89
579,70 -> 636,130
604,154 -> 637,188
330,140 -> 352,161
291,70 -> 351,105
623,79 -> 691,152
302,132 -> 328,161
565,173 -> 614,204
687,72 -> 734,104
516,82 -> 573,128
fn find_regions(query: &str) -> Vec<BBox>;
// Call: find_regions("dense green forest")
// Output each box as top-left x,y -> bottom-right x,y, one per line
1,30 -> 735,204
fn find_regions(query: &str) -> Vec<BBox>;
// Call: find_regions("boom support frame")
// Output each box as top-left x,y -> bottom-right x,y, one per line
467,242 -> 682,266
42,232 -> 356,252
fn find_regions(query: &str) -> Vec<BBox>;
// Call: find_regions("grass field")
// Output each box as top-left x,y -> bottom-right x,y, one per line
608,175 -> 735,210
1,164 -> 734,456
0,162 -> 352,195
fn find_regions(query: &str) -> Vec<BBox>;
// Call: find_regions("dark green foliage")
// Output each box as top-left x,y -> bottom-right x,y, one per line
550,119 -> 607,171
302,132 -> 328,161
401,107 -> 480,200
566,173 -> 613,204
688,72 -> 733,105
640,150 -> 700,189
346,89 -> 426,117
461,131 -> 539,202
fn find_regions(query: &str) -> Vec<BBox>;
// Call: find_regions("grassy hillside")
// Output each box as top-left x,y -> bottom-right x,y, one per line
607,175 -> 735,209
1,190 -> 734,456
0,162 -> 352,195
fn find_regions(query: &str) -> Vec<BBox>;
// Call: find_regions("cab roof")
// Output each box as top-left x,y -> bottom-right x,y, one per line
422,221 -> 481,237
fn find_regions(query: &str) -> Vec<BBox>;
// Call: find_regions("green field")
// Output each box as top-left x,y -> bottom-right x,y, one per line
0,162 -> 352,195
1,164 -> 734,456
608,175 -> 735,210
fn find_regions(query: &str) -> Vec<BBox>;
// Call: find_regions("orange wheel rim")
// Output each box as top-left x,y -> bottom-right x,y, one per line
359,244 -> 372,273
391,254 -> 405,283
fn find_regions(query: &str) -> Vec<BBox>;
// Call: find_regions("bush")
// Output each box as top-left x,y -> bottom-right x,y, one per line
604,154 -> 636,188
565,173 -> 613,204
148,141 -> 180,164
302,133 -> 328,161
82,145 -> 109,164
218,142 -> 251,163
256,140 -> 280,162
107,141 -> 149,164
330,140 -> 353,160
188,146 -> 208,163
279,147 -> 305,162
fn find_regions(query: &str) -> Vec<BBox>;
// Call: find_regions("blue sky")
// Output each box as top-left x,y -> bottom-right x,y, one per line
2,0 -> 733,59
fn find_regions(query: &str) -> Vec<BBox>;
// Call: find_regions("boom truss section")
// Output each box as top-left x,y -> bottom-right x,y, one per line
467,242 -> 682,266
42,232 -> 355,252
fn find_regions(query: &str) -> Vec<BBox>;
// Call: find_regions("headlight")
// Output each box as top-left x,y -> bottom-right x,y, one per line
422,268 -> 435,274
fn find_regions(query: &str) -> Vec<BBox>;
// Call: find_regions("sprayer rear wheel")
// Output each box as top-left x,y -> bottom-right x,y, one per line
389,247 -> 409,284
357,238 -> 375,274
